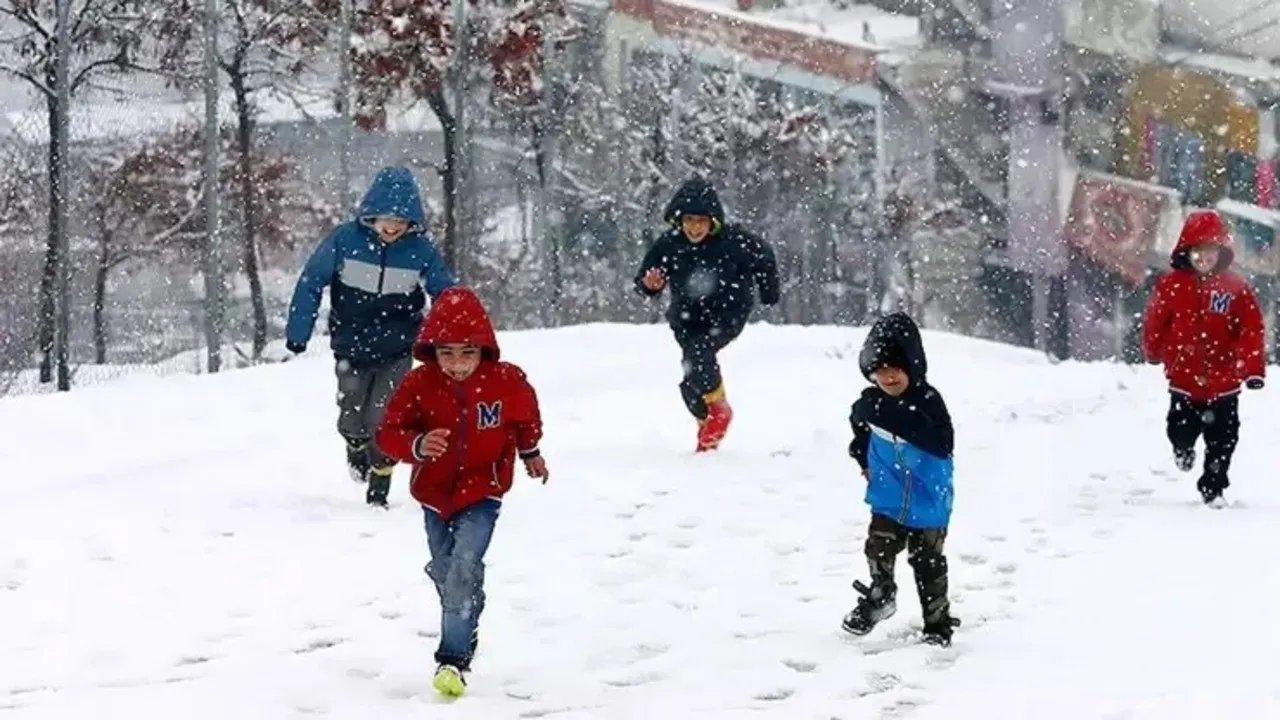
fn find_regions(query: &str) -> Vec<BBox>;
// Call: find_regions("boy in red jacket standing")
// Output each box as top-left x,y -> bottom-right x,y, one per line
1142,210 -> 1266,506
376,287 -> 548,697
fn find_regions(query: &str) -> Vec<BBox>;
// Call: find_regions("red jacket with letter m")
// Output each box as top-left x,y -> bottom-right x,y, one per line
1142,210 -> 1266,403
376,287 -> 543,519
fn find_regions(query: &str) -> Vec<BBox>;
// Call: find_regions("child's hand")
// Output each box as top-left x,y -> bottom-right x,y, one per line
641,268 -> 666,291
524,456 -> 550,484
417,428 -> 451,459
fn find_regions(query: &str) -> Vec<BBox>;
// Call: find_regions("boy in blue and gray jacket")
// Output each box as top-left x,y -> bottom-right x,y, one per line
843,312 -> 958,647
286,167 -> 456,507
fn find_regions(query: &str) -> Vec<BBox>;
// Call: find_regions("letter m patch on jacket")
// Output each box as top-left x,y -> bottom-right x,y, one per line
477,401 -> 503,429
1209,291 -> 1234,314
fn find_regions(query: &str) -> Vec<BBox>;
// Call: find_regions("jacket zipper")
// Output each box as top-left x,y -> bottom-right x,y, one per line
440,382 -> 469,505
1196,276 -> 1209,389
377,243 -> 388,295
895,438 -> 912,525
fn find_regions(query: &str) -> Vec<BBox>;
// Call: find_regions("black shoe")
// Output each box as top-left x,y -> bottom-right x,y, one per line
345,438 -> 371,483
366,466 -> 392,507
1173,446 -> 1196,473
470,629 -> 479,657
841,580 -> 897,636
922,616 -> 961,647
1198,484 -> 1226,507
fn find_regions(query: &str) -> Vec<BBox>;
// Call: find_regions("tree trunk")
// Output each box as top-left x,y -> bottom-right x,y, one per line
531,117 -> 562,326
426,88 -> 458,269
37,91 -> 61,384
230,67 -> 268,359
92,239 -> 110,365
201,0 -> 225,373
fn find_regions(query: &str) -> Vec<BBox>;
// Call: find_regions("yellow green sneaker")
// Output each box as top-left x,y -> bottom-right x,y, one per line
433,664 -> 466,697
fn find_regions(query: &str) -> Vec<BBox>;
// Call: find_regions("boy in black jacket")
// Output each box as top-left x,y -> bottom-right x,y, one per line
845,313 -> 959,646
634,176 -> 781,452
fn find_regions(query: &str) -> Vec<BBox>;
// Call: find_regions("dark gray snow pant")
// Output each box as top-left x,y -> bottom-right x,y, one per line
336,355 -> 413,469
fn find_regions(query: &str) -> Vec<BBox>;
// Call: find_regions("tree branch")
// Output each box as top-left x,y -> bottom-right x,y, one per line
71,51 -> 127,94
149,199 -> 202,245
0,6 -> 50,42
0,65 -> 53,98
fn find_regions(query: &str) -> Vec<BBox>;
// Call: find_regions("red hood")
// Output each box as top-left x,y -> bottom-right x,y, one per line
1172,210 -> 1234,271
413,287 -> 500,363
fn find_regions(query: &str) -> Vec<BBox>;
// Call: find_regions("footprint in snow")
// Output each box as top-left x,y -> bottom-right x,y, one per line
959,554 -> 986,566
668,536 -> 694,550
753,687 -> 794,702
294,638 -> 346,654
854,671 -> 901,697
983,535 -> 1007,543
175,655 -> 213,667
782,658 -> 818,673
994,562 -> 1017,575
632,643 -> 670,661
627,531 -> 649,542
603,670 -> 665,688
379,610 -> 403,620
676,517 -> 700,530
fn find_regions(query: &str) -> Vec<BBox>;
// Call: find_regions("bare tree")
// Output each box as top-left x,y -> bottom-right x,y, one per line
83,137 -> 200,363
0,0 -> 153,388
157,0 -> 334,359
350,0 -> 571,272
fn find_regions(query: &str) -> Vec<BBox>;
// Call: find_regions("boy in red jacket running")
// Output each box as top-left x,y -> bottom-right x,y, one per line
376,286 -> 548,697
1142,210 -> 1266,506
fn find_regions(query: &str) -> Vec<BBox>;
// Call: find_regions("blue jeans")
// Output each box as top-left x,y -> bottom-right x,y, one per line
424,500 -> 500,668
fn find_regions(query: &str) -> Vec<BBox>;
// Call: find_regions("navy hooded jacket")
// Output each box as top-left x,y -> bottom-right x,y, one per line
634,177 -> 780,330
285,167 -> 456,368
850,313 -> 955,529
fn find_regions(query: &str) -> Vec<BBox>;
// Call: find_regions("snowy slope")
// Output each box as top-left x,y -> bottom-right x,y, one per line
2,324 -> 1279,719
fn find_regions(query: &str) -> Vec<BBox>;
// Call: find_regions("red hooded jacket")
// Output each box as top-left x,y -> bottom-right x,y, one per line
1142,210 -> 1266,402
375,287 -> 543,519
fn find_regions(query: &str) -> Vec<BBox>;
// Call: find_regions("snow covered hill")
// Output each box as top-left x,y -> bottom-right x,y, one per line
2,323 -> 1278,719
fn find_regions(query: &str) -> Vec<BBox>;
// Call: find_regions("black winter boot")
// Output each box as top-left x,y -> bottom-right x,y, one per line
345,437 -> 371,484
366,465 -> 392,507
921,616 -> 961,647
841,580 -> 897,636
1174,445 -> 1196,473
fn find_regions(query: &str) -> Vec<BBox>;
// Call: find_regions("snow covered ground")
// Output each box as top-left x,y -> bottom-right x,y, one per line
2,323 -> 1279,718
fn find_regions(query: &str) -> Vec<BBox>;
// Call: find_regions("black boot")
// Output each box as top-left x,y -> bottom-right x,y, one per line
921,616 -> 961,647
345,437 -> 370,484
366,465 -> 392,507
841,580 -> 897,636
1173,445 -> 1196,473
1197,477 -> 1226,507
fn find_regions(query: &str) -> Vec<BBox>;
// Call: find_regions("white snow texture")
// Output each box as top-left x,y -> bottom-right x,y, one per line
2,324 -> 1278,718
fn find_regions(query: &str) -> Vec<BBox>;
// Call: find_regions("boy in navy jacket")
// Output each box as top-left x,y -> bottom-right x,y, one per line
844,313 -> 958,646
286,167 -> 456,506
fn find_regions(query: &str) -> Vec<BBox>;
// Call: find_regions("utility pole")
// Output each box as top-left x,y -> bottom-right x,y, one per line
53,0 -> 71,391
988,0 -> 1065,356
336,0 -> 353,212
451,0 -> 469,280
537,27 -> 563,326
202,0 -> 226,373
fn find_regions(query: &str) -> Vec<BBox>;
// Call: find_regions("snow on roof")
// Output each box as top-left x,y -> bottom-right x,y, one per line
2,90 -> 339,146
1158,45 -> 1280,84
1217,198 -> 1280,228
669,0 -> 920,51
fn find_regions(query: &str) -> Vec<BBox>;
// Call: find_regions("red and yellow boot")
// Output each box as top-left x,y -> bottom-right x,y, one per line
696,384 -> 733,452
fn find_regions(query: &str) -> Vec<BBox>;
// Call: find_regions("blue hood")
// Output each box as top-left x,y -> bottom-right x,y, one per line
357,167 -> 428,232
